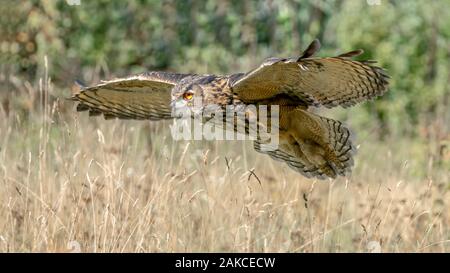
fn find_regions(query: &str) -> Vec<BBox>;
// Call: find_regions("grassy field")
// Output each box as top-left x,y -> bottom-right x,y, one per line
0,70 -> 449,253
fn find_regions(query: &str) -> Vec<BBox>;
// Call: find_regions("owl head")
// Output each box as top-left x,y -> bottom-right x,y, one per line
171,82 -> 204,119
171,75 -> 218,119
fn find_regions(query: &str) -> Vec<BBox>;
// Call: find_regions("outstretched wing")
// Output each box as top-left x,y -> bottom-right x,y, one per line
71,71 -> 191,120
231,39 -> 389,108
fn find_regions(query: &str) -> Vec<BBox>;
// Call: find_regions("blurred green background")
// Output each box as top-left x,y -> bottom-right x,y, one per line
1,0 -> 449,141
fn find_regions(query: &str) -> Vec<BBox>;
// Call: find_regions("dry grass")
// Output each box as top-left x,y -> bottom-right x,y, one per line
0,70 -> 449,253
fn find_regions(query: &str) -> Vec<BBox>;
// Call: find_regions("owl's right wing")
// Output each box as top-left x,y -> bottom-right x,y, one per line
71,71 -> 192,120
231,39 -> 390,108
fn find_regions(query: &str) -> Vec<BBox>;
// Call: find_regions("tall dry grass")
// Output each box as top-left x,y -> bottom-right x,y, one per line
0,60 -> 449,253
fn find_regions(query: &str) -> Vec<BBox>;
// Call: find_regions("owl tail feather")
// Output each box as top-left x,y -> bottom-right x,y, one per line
261,109 -> 356,180
254,110 -> 355,179
315,113 -> 355,178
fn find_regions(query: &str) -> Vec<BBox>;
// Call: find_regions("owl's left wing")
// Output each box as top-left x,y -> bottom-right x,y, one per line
71,71 -> 192,120
231,39 -> 390,108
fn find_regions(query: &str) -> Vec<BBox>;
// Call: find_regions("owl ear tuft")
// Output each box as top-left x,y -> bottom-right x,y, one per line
298,39 -> 321,60
71,80 -> 86,94
337,49 -> 364,58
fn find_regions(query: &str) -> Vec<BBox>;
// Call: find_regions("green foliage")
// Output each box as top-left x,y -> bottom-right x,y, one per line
1,0 -> 449,138
332,0 -> 450,136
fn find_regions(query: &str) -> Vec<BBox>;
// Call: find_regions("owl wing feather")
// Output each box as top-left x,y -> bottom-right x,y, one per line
253,109 -> 355,180
253,141 -> 329,179
71,71 -> 192,120
231,40 -> 389,108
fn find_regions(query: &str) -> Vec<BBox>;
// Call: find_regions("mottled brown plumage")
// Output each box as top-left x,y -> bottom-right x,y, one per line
71,39 -> 390,180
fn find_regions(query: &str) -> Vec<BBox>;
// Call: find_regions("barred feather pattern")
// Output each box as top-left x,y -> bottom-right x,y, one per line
71,71 -> 192,120
317,114 -> 355,176
231,48 -> 390,109
254,141 -> 332,179
254,112 -> 355,180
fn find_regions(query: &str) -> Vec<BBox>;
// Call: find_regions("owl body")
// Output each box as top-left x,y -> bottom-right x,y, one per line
72,39 -> 389,179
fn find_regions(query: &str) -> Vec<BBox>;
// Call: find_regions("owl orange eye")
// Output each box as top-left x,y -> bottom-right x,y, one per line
183,91 -> 194,101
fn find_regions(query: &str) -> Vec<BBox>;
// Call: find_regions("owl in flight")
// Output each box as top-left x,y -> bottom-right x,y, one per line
72,39 -> 389,179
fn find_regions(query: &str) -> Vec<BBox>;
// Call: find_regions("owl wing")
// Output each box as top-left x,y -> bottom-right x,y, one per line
71,71 -> 192,120
253,141 -> 331,179
230,39 -> 390,108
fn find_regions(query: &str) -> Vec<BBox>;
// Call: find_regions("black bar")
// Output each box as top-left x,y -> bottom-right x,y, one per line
0,253 -> 447,272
